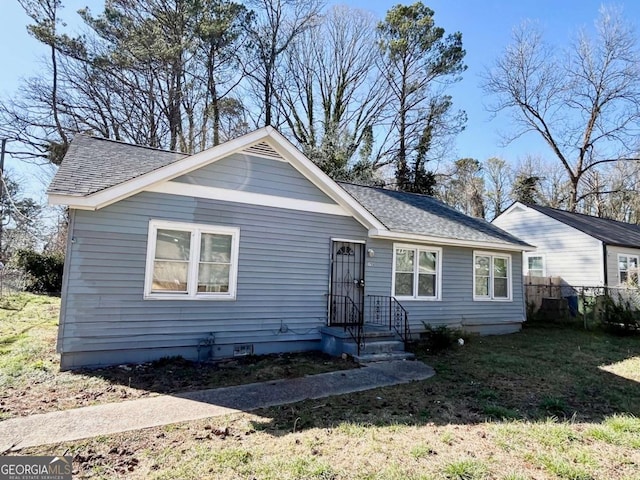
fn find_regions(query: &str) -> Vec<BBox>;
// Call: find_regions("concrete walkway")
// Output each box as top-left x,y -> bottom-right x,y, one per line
0,360 -> 434,452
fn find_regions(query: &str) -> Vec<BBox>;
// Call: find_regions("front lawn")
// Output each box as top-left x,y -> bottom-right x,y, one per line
0,293 -> 355,419
2,293 -> 639,479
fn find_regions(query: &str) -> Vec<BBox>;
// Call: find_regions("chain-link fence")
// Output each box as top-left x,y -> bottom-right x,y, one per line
525,281 -> 640,331
0,268 -> 26,296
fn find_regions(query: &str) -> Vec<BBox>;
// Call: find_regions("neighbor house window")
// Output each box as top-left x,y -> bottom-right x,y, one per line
474,252 -> 511,301
618,254 -> 639,285
392,245 -> 442,300
524,254 -> 545,277
144,220 -> 239,299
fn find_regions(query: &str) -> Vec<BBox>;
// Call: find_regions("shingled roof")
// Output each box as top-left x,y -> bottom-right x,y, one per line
47,135 -> 187,196
339,182 -> 529,247
525,204 -> 640,248
48,134 -> 529,249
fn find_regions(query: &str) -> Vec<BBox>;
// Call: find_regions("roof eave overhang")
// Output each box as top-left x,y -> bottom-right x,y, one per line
45,127 -> 387,232
368,228 -> 535,252
47,128 -> 277,210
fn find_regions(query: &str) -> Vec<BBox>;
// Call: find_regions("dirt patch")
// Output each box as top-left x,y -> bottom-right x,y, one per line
1,352 -> 357,419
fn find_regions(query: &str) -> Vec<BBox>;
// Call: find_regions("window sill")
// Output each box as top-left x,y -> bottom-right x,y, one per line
473,297 -> 512,302
394,296 -> 441,302
144,294 -> 237,301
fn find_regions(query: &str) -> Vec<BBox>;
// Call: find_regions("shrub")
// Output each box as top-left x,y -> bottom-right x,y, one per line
418,323 -> 469,353
596,293 -> 640,334
15,250 -> 64,295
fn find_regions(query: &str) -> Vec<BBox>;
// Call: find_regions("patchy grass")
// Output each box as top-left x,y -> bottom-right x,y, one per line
4,296 -> 640,479
0,293 -> 356,419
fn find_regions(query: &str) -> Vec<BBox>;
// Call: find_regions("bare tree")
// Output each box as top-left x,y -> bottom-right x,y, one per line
279,5 -> 389,180
437,158 -> 485,218
243,0 -> 323,127
484,157 -> 510,220
483,7 -> 640,211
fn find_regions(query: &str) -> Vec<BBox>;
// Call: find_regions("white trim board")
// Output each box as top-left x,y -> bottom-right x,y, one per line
146,182 -> 351,217
369,229 -> 534,252
48,127 -> 387,232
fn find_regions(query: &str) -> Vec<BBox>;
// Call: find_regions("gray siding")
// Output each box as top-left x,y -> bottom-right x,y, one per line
364,239 -> 525,333
173,153 -> 335,204
61,194 -> 526,368
493,206 -> 604,286
60,191 -> 366,368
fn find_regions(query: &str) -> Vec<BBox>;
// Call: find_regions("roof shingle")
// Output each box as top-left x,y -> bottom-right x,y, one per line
525,204 -> 640,247
47,135 -> 187,196
339,182 -> 529,247
48,135 -> 528,249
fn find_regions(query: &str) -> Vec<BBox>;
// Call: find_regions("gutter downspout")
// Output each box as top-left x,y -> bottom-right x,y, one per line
602,242 -> 608,286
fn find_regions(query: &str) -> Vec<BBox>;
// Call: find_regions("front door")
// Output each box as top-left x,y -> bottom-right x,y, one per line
329,240 -> 365,326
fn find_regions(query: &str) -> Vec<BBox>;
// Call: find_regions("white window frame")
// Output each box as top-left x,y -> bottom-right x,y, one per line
524,253 -> 546,277
144,220 -> 240,300
618,253 -> 640,285
473,251 -> 512,302
391,244 -> 442,301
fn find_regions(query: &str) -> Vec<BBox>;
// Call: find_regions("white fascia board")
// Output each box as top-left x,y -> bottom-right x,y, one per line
48,194 -> 98,210
48,128 -> 275,210
263,127 -> 386,231
368,228 -> 536,252
146,182 -> 351,216
492,201 -> 531,225
498,201 -> 528,217
48,126 -> 387,232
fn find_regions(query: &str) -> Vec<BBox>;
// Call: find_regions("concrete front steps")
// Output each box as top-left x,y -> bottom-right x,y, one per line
320,324 -> 415,363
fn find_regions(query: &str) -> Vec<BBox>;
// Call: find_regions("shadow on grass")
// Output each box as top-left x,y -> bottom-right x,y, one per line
245,324 -> 640,435
66,324 -> 638,436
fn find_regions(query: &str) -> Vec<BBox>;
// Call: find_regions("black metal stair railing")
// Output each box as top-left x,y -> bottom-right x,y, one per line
328,294 -> 364,354
366,295 -> 411,344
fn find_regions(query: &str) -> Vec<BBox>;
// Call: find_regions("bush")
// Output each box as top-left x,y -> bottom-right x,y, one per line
418,323 -> 469,353
15,250 -> 64,295
596,293 -> 640,334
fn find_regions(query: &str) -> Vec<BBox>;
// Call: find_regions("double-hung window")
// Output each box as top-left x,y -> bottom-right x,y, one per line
524,253 -> 545,277
144,220 -> 240,300
393,245 -> 441,300
474,252 -> 511,301
618,254 -> 639,285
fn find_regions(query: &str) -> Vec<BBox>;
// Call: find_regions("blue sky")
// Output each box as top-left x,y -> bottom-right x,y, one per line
1,0 -> 639,200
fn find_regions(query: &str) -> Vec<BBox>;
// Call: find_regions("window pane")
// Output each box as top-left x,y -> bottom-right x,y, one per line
475,256 -> 490,276
630,257 -> 638,269
619,256 -> 628,270
152,261 -> 188,292
155,229 -> 191,261
419,251 -> 436,273
198,264 -> 230,293
528,256 -> 543,271
200,233 -> 232,263
529,269 -> 544,277
621,271 -> 628,283
418,273 -> 436,297
494,278 -> 508,298
475,276 -> 489,296
395,249 -> 414,272
395,272 -> 413,296
494,257 -> 508,277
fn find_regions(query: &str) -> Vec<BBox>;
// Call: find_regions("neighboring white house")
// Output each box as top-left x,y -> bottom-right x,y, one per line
493,202 -> 640,287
